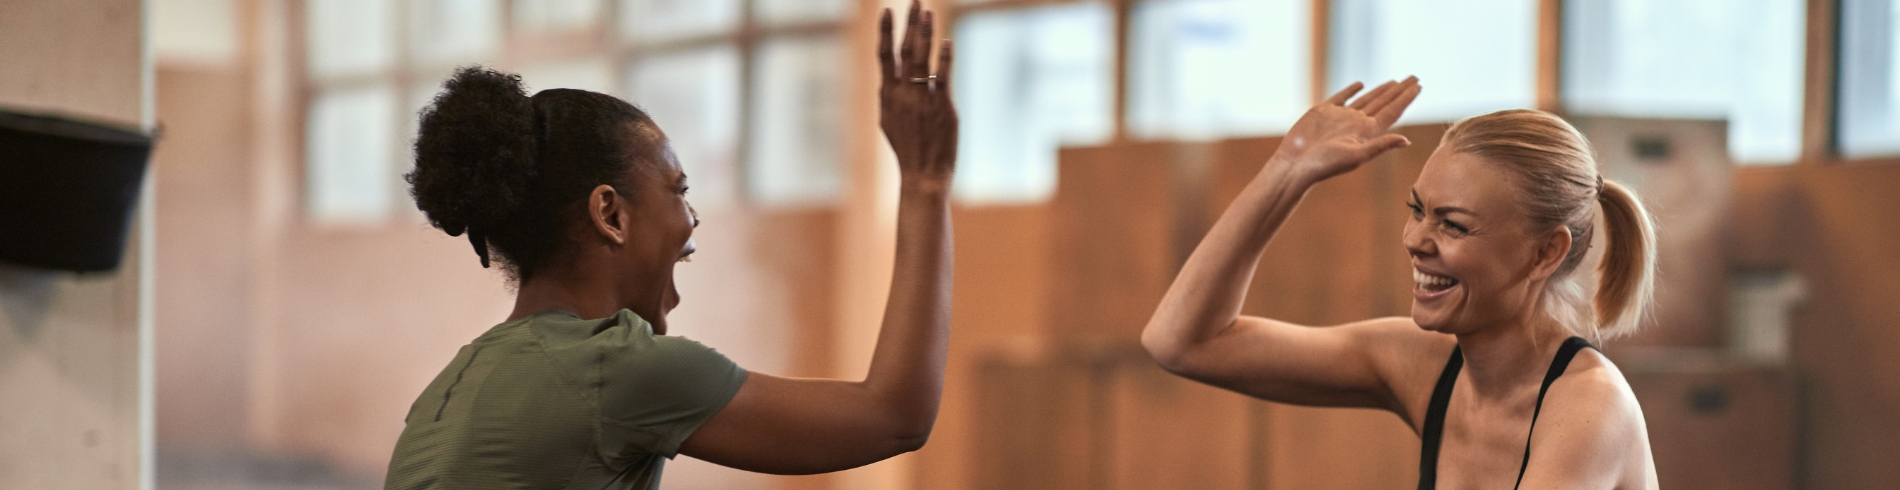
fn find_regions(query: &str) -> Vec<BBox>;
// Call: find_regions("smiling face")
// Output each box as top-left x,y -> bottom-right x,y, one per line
1404,148 -> 1558,334
612,125 -> 699,324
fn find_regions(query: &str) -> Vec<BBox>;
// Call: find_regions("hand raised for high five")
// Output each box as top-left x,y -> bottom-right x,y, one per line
877,0 -> 958,189
1272,77 -> 1422,186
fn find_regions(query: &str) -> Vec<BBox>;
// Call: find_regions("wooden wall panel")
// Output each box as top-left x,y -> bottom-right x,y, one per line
1733,163 -> 1900,489
1046,142 -> 1216,341
971,359 -> 1103,490
1624,367 -> 1796,490
154,66 -> 257,447
1108,364 -> 1253,490
916,204 -> 1054,490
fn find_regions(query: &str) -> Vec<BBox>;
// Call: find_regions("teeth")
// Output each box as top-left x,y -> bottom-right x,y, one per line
1413,270 -> 1455,287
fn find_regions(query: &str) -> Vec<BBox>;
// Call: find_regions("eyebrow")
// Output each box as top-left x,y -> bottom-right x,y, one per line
1411,190 -> 1479,218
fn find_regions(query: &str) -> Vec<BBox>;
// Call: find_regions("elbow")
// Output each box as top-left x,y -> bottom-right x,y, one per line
1141,326 -> 1190,374
1143,320 -> 1221,378
875,404 -> 936,455
892,427 -> 931,454
889,411 -> 936,453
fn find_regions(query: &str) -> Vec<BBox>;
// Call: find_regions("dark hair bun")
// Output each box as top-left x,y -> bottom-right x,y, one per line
408,66 -> 539,238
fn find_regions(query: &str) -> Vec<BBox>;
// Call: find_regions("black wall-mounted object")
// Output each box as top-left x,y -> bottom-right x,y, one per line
0,109 -> 154,272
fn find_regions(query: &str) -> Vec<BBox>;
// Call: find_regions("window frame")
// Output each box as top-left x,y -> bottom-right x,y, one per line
293,0 -> 853,227
293,0 -> 1885,227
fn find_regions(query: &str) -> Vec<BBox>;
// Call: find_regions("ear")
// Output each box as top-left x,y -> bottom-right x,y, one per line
588,184 -> 630,245
1529,226 -> 1572,282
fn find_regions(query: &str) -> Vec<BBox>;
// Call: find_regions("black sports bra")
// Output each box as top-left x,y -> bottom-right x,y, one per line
1417,336 -> 1597,490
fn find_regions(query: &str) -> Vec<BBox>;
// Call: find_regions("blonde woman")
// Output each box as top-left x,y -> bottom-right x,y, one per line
1142,78 -> 1660,489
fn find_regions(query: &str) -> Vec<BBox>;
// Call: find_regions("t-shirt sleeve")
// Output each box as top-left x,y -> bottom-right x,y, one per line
597,335 -> 749,459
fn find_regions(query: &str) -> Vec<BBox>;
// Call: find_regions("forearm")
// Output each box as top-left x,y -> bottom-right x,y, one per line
860,177 -> 954,436
1143,159 -> 1313,365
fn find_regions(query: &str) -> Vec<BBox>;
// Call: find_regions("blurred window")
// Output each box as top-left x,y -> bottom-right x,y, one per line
516,57 -> 618,94
748,36 -> 846,206
1329,0 -> 1537,123
307,85 -> 398,224
513,0 -> 602,33
1839,0 -> 1900,159
307,0 -> 847,223
627,47 -> 743,206
953,1 -> 1115,204
619,0 -> 740,43
305,0 -> 394,80
1565,0 -> 1806,165
408,0 -> 502,68
1127,0 -> 1311,140
754,0 -> 851,26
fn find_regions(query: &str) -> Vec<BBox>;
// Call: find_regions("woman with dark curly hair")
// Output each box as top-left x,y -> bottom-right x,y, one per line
384,4 -> 957,489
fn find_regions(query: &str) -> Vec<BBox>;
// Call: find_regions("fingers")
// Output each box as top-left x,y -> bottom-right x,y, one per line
1323,82 -> 1364,106
935,39 -> 954,97
1372,79 -> 1421,128
877,9 -> 896,85
899,0 -> 924,78
1361,76 -> 1417,121
1351,134 -> 1413,161
1348,79 -> 1399,111
912,8 -> 936,80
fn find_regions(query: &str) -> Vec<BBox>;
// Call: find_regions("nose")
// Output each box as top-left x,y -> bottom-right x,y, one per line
1403,219 -> 1434,258
689,204 -> 700,229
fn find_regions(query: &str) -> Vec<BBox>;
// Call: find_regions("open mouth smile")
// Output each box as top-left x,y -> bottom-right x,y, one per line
1413,269 -> 1459,299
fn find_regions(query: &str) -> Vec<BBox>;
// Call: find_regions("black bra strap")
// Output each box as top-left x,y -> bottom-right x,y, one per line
1513,337 -> 1596,489
1417,345 -> 1463,490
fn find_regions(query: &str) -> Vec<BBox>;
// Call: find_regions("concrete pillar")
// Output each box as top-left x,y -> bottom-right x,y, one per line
0,0 -> 155,489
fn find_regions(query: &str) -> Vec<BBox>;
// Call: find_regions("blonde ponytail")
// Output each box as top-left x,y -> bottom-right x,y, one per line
1593,179 -> 1657,339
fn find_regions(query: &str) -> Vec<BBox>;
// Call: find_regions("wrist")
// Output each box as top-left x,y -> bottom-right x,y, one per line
1262,156 -> 1318,190
899,174 -> 954,201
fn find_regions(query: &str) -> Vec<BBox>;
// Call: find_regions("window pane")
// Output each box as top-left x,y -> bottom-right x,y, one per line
753,0 -> 849,26
748,36 -> 844,207
1329,0 -> 1535,123
306,0 -> 393,79
307,85 -> 397,224
1128,0 -> 1310,140
513,0 -> 602,33
1565,0 -> 1805,164
516,57 -> 617,94
619,0 -> 740,43
408,0 -> 501,67
628,47 -> 742,207
1840,0 -> 1900,158
953,1 -> 1115,204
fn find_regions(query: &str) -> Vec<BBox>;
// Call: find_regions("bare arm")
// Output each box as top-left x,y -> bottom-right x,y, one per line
1140,79 -> 1424,410
679,1 -> 957,474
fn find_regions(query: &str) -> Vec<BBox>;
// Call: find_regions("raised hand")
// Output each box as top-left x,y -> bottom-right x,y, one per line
1272,77 -> 1421,186
877,0 -> 958,189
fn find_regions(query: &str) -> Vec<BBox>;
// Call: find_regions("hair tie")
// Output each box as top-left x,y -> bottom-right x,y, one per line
468,229 -> 491,268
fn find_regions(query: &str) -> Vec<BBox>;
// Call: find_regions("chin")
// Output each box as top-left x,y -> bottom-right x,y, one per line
660,279 -> 681,314
1410,306 -> 1451,332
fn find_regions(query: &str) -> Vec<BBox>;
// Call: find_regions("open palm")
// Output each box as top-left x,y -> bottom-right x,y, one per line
1274,77 -> 1422,185
877,0 -> 957,185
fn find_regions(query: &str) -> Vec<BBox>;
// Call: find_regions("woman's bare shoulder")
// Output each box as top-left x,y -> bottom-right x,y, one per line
1521,349 -> 1656,488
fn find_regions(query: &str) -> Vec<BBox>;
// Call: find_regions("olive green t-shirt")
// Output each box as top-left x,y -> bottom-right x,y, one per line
384,309 -> 747,490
